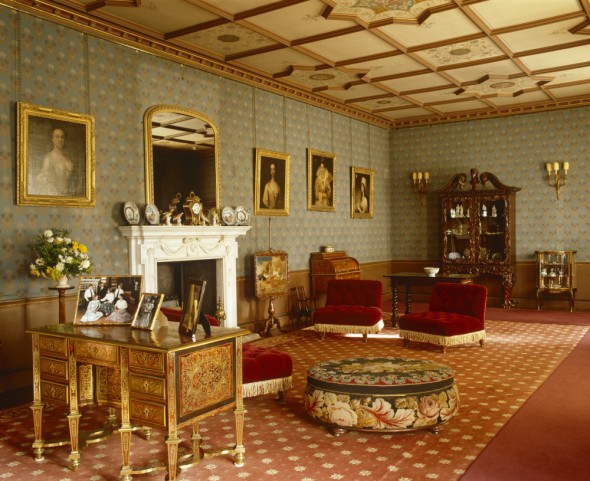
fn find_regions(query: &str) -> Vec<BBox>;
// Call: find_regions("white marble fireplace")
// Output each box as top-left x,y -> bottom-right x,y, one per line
118,225 -> 251,328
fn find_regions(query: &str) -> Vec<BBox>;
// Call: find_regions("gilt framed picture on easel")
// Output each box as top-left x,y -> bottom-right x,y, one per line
254,250 -> 289,299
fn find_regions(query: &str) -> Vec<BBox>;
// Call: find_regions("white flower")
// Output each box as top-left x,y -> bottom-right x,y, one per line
30,228 -> 93,281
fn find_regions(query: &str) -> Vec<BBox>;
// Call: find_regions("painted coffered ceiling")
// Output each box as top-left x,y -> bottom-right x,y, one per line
9,0 -> 590,128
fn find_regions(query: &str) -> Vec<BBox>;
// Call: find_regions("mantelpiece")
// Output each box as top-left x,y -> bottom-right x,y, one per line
118,225 -> 251,328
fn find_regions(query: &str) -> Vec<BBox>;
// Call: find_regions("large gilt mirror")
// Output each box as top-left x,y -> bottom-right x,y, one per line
144,105 -> 220,213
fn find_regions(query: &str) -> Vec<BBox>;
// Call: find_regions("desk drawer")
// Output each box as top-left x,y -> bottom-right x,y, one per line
129,373 -> 166,402
129,349 -> 165,374
130,399 -> 167,428
74,341 -> 119,366
39,335 -> 68,358
39,357 -> 68,381
40,380 -> 69,404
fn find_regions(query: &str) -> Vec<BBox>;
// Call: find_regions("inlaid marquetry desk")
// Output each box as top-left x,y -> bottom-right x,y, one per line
26,323 -> 249,480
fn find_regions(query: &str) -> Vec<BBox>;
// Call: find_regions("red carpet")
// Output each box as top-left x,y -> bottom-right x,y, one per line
0,317 -> 587,481
461,328 -> 590,481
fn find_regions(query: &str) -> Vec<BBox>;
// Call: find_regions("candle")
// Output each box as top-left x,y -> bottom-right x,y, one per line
412,172 -> 417,180
564,162 -> 569,171
424,172 -> 430,180
553,162 -> 559,171
546,163 -> 552,172
417,172 -> 423,180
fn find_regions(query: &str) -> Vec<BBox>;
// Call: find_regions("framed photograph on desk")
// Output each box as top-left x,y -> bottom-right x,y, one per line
132,293 -> 164,330
74,275 -> 142,325
179,279 -> 207,336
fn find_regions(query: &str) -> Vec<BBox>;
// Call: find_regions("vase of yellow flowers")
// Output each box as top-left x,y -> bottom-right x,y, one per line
30,228 -> 93,286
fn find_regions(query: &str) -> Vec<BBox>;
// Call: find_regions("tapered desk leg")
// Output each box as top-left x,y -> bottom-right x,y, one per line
234,406 -> 246,467
234,337 -> 246,466
166,352 -> 180,481
66,339 -> 81,470
118,347 -> 133,481
30,333 -> 45,461
166,434 -> 181,480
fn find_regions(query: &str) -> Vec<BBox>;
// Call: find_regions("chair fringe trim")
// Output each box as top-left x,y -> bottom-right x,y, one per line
243,376 -> 292,398
314,319 -> 384,335
400,329 -> 486,347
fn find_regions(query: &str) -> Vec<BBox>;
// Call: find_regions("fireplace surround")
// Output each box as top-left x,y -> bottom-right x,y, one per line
119,225 -> 251,328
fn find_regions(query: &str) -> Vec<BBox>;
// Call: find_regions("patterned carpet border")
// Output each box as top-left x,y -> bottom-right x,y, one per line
0,320 -> 586,481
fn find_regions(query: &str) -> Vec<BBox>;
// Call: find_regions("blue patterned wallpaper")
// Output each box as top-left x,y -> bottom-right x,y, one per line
390,108 -> 590,262
1,7 -> 588,302
0,8 -> 391,300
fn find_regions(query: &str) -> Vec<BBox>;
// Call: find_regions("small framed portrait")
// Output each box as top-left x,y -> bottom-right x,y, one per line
308,149 -> 336,212
351,166 -> 374,219
16,102 -> 96,207
131,293 -> 164,330
254,250 -> 289,299
179,279 -> 207,337
74,275 -> 142,325
254,148 -> 290,216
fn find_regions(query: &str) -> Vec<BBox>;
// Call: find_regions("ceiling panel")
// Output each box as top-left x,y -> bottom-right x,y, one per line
375,8 -> 482,48
14,0 -> 590,128
468,0 -> 583,30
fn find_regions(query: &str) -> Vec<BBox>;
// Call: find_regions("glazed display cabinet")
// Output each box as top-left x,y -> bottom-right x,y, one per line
535,250 -> 577,311
439,169 -> 521,307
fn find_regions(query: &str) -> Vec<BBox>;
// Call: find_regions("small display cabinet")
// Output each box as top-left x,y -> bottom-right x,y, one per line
535,250 -> 577,311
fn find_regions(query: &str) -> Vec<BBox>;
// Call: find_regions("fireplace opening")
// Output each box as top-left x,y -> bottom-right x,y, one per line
157,260 -> 217,317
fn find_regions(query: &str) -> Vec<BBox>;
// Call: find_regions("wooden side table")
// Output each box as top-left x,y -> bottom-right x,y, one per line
48,286 -> 75,324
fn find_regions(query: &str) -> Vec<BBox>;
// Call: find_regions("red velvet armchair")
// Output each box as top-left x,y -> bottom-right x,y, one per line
313,279 -> 384,342
398,282 -> 487,352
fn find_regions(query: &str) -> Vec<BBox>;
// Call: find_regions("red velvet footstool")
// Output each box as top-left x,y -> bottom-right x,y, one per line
242,343 -> 293,399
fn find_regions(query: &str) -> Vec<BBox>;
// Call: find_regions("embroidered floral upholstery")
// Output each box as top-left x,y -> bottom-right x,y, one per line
313,279 -> 384,341
399,282 -> 487,352
242,343 -> 293,398
305,357 -> 459,433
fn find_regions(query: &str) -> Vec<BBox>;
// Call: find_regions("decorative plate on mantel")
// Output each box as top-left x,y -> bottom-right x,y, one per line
123,201 -> 140,225
235,206 -> 250,226
221,206 -> 236,226
145,203 -> 160,225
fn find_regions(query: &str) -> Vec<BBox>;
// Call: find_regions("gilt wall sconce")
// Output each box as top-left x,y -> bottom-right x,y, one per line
545,162 -> 568,200
412,171 -> 429,205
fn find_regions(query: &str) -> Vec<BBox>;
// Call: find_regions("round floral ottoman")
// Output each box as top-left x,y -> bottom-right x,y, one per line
304,357 -> 459,435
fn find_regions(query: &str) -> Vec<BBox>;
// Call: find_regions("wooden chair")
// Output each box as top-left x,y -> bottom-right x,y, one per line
290,286 -> 316,329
